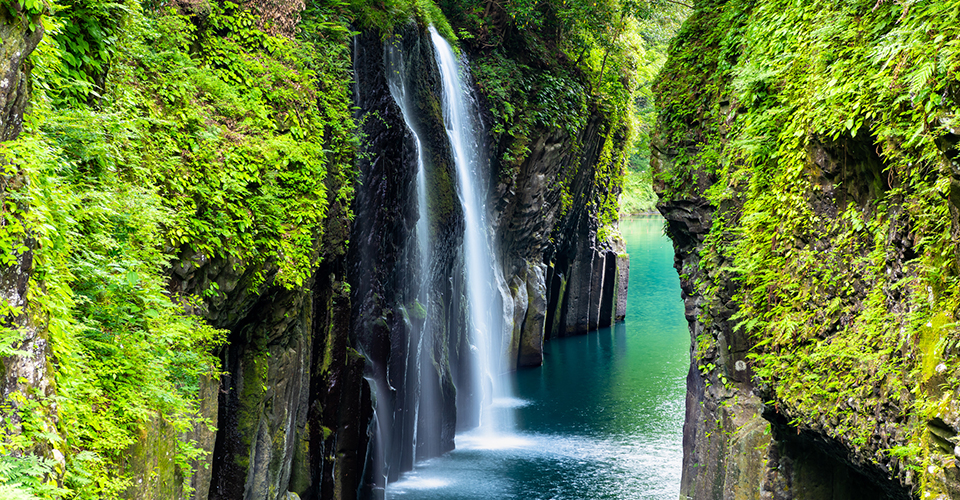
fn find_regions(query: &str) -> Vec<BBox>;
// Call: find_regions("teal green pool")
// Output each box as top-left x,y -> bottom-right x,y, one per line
386,216 -> 689,499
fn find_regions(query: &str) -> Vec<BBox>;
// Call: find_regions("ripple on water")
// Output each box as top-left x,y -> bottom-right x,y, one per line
386,217 -> 687,500
386,431 -> 682,500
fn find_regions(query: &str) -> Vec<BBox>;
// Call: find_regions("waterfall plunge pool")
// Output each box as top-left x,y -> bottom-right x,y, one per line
385,217 -> 689,499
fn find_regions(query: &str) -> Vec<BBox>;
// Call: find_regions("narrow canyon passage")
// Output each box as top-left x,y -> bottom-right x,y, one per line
385,217 -> 688,499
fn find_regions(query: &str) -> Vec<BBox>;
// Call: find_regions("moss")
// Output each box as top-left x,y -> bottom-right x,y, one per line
348,0 -> 455,41
122,416 -> 181,499
409,300 -> 427,321
657,0 -> 960,493
549,274 -> 567,338
920,312 -> 954,383
320,294 -> 337,376
289,420 -> 312,495
424,154 -> 458,235
235,350 -> 269,471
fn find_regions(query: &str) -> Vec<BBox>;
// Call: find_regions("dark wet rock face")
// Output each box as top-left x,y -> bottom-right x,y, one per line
348,24 -> 466,492
488,109 -> 630,368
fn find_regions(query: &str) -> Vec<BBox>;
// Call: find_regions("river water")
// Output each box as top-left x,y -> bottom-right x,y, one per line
385,216 -> 689,499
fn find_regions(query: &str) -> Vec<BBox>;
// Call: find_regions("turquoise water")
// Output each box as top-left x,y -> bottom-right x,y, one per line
385,217 -> 689,499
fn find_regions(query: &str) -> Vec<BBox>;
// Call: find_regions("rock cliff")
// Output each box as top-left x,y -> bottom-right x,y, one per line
349,23 -> 466,490
449,0 -> 632,369
0,3 -> 631,500
655,0 -> 960,498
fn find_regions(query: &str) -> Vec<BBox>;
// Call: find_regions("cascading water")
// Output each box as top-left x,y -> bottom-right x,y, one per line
429,27 -> 514,434
383,36 -> 441,478
362,28 -> 514,495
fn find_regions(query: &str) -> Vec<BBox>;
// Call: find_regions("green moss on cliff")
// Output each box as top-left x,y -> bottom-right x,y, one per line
657,0 -> 960,493
349,0 -> 455,40
0,0 -> 358,496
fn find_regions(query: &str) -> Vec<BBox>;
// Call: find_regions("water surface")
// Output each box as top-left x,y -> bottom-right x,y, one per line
386,216 -> 689,499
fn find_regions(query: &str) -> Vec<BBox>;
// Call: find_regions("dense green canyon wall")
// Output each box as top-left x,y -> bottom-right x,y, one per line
0,1 -> 639,499
654,0 -> 960,498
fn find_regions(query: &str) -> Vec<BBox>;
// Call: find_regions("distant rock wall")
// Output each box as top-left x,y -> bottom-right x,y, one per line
483,82 -> 630,371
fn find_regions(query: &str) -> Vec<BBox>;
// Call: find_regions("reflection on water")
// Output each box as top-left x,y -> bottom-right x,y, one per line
386,217 -> 688,499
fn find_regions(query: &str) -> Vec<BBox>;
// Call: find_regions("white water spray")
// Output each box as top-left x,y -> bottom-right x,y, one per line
384,39 -> 435,470
429,27 -> 515,433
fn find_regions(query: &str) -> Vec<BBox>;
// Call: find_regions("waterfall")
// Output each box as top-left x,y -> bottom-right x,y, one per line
384,38 -> 439,477
361,28 -> 514,494
429,27 -> 514,433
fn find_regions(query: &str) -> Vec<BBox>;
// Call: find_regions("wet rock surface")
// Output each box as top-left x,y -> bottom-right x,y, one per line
348,23 -> 465,492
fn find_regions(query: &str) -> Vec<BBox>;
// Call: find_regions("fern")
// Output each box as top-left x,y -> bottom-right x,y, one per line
908,61 -> 936,95
0,455 -> 64,498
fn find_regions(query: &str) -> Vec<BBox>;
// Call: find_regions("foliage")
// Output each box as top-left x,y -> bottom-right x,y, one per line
346,0 -> 456,41
620,159 -> 658,214
620,7 -> 684,215
438,0 -> 688,245
0,453 -> 64,498
0,0 -> 358,496
51,0 -> 137,106
656,0 -> 960,493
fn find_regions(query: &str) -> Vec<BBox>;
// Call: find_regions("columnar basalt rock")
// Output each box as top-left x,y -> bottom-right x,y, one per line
348,23 -> 465,490
517,262 -> 548,368
483,106 -> 631,366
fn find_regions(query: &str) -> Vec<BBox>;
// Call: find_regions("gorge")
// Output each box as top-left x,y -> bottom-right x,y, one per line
0,1 -> 638,499
4,0 -> 960,499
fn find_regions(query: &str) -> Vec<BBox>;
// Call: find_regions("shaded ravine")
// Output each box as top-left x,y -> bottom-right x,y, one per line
385,216 -> 688,499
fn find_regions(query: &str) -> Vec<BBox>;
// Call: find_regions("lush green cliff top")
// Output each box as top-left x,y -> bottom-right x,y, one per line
656,0 -> 960,494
